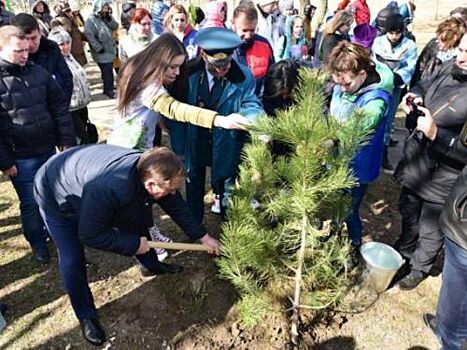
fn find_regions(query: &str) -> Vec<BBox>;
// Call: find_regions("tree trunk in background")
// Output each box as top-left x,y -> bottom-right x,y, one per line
310,0 -> 328,37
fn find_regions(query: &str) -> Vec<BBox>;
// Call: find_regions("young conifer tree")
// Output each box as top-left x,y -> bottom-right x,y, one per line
217,69 -> 369,344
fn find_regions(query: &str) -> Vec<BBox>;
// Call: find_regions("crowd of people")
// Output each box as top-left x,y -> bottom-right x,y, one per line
0,0 -> 466,347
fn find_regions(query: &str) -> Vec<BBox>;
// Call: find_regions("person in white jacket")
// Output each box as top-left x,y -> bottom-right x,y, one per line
49,29 -> 94,145
255,0 -> 278,46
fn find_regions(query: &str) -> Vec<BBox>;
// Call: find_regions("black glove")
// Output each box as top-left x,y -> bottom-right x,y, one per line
394,73 -> 404,87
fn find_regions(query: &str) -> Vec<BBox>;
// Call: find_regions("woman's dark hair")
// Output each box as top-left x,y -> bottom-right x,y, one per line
263,60 -> 301,114
117,33 -> 188,113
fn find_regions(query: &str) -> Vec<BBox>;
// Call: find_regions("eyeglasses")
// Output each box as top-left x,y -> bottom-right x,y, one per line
139,21 -> 151,26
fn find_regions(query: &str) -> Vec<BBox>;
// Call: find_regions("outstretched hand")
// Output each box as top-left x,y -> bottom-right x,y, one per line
214,114 -> 251,130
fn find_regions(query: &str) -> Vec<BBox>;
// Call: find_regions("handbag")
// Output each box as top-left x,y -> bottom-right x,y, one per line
84,119 -> 98,144
393,130 -> 436,190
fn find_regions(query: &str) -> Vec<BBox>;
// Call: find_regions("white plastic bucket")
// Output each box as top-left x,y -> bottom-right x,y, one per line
360,242 -> 405,293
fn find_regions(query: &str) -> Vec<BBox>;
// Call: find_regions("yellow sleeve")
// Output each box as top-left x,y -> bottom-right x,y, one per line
149,93 -> 217,129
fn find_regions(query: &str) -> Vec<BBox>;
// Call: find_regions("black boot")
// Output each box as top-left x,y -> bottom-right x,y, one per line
80,318 -> 106,346
0,303 -> 7,314
382,146 -> 394,173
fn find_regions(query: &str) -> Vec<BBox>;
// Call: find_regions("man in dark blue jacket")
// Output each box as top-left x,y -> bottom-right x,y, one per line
11,13 -> 73,104
34,145 -> 220,346
0,25 -> 75,263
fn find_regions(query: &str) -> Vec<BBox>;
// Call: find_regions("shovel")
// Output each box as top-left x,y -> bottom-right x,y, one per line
147,241 -> 211,252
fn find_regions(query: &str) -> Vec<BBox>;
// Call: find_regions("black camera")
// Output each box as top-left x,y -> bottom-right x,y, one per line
411,100 -> 424,117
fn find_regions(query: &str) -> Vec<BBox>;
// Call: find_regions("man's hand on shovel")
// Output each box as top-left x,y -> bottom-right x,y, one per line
146,233 -> 221,256
199,233 -> 221,255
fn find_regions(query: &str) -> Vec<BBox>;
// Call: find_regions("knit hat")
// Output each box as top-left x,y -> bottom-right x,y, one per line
385,13 -> 404,32
48,28 -> 72,44
352,24 -> 377,48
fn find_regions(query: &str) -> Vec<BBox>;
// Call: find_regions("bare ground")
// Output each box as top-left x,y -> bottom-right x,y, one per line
0,4 -> 459,348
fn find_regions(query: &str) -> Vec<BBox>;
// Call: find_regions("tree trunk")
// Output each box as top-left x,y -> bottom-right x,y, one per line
290,214 -> 309,345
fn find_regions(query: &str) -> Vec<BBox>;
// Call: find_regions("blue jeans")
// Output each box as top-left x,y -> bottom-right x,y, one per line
39,208 -> 97,320
436,237 -> 467,350
39,205 -> 160,320
11,151 -> 54,250
384,86 -> 402,146
345,184 -> 368,247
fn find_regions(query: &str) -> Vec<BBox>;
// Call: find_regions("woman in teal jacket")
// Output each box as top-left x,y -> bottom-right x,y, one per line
328,41 -> 394,256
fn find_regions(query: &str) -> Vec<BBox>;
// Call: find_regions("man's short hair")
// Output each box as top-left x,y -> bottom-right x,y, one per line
0,25 -> 25,49
137,147 -> 187,182
11,13 -> 40,34
233,3 -> 258,22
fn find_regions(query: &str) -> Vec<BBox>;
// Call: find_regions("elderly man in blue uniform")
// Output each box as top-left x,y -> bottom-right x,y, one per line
170,28 -> 264,223
34,145 -> 220,346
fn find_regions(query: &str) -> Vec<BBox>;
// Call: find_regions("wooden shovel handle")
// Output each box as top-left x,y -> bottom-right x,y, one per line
147,241 -> 210,252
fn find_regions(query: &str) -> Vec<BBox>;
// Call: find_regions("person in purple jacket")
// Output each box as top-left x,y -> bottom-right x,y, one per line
34,145 -> 220,346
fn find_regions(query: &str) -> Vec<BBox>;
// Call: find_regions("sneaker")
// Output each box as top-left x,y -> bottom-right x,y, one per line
211,195 -> 221,214
397,270 -> 427,290
148,226 -> 172,260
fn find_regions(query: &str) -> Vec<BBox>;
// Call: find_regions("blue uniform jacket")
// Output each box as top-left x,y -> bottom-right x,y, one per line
169,58 -> 264,186
33,144 -> 206,256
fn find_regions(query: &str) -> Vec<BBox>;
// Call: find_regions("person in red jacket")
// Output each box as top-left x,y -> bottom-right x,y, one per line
232,2 -> 275,96
338,0 -> 370,25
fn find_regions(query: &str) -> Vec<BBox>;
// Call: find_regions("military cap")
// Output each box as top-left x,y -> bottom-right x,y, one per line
195,27 -> 242,67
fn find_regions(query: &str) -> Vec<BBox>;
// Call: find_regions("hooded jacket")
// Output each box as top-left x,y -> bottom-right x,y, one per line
372,34 -> 418,86
330,62 -> 394,183
0,59 -> 75,170
31,0 -> 52,36
202,1 -> 225,28
151,1 -> 168,35
29,36 -> 73,104
84,0 -> 118,63
52,7 -> 88,66
276,15 -> 307,61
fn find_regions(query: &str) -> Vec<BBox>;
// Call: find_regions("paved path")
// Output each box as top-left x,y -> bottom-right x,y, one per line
86,63 -> 117,141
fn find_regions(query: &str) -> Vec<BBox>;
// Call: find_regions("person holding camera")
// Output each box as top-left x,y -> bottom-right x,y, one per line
393,33 -> 467,290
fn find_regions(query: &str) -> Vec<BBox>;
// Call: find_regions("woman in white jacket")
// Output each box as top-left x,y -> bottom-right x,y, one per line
119,8 -> 157,64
